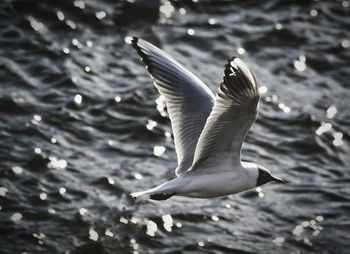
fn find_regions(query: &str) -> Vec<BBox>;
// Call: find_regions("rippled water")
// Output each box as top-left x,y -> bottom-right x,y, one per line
1,0 -> 350,253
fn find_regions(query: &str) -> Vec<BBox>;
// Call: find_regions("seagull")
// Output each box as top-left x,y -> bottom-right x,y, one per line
130,37 -> 284,201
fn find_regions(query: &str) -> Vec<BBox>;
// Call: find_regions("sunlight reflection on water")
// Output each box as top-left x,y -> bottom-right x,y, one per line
162,214 -> 173,232
48,157 -> 67,169
0,0 -> 349,253
153,145 -> 166,157
10,212 -> 22,222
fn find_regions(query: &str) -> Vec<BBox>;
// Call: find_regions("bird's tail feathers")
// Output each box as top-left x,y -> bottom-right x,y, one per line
131,179 -> 179,202
130,190 -> 151,202
131,188 -> 175,202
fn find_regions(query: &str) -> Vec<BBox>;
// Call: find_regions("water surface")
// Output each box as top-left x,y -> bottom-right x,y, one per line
0,0 -> 349,253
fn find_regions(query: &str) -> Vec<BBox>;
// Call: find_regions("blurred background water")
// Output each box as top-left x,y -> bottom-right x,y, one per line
0,0 -> 349,253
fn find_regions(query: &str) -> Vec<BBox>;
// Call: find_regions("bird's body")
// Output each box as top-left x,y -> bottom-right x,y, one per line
129,37 -> 284,201
133,161 -> 258,199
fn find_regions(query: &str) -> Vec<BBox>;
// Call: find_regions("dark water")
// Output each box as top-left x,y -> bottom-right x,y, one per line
1,0 -> 350,253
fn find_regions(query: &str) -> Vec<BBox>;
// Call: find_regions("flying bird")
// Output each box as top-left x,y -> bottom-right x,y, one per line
130,37 -> 284,201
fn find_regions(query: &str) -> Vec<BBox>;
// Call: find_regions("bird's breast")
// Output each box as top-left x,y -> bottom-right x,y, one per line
179,171 -> 253,198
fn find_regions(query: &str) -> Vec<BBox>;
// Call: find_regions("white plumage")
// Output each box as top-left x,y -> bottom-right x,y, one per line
130,37 -> 283,201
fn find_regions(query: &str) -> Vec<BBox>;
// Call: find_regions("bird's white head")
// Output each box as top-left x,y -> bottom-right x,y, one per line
256,164 -> 284,186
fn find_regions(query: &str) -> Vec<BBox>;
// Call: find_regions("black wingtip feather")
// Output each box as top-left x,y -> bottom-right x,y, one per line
131,36 -> 140,52
224,57 -> 257,90
131,36 -> 138,47
130,37 -> 154,73
149,193 -> 175,200
228,56 -> 238,63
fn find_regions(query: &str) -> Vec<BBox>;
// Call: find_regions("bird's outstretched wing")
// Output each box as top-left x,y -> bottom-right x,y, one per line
131,37 -> 215,176
190,57 -> 260,171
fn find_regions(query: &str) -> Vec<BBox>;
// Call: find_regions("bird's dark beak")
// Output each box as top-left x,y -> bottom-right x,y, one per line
272,176 -> 285,183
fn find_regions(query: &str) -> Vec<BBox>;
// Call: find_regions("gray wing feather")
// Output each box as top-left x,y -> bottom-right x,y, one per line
191,57 -> 260,170
131,37 -> 215,176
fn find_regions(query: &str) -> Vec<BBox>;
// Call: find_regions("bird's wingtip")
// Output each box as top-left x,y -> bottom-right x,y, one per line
227,56 -> 238,62
131,36 -> 138,43
226,57 -> 245,69
130,36 -> 139,48
224,56 -> 257,91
